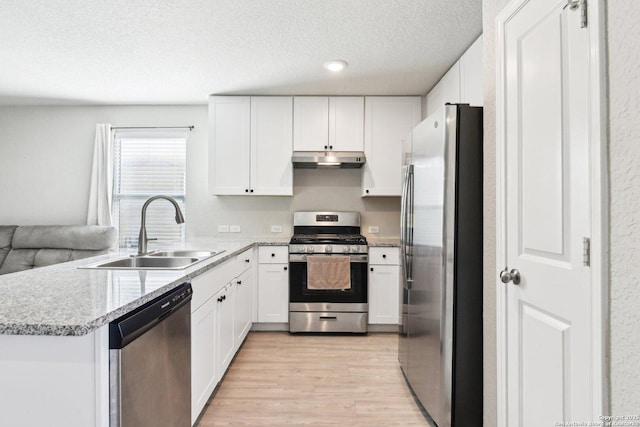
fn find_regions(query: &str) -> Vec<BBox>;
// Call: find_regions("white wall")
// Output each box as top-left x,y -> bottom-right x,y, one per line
607,1 -> 640,414
481,1 -> 506,425
0,105 -> 400,239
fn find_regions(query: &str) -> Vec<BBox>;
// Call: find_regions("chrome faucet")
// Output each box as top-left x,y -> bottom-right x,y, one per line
137,195 -> 185,256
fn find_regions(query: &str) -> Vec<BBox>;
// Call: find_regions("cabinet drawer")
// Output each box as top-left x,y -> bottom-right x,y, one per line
368,247 -> 400,265
191,260 -> 235,312
236,247 -> 255,275
258,246 -> 289,264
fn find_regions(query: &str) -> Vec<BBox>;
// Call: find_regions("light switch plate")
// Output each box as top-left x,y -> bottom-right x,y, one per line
218,225 -> 230,233
368,226 -> 380,234
271,225 -> 282,233
230,225 -> 241,233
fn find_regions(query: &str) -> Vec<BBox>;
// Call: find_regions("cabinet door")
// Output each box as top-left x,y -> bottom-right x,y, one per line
209,96 -> 251,195
234,269 -> 253,349
368,264 -> 400,325
191,296 -> 216,424
363,97 -> 421,196
293,96 -> 329,151
329,96 -> 364,151
257,264 -> 289,323
425,63 -> 461,116
216,284 -> 235,381
251,97 -> 293,195
459,35 -> 484,107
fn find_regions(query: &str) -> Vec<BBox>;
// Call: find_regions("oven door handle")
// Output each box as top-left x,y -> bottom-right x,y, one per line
288,254 -> 368,263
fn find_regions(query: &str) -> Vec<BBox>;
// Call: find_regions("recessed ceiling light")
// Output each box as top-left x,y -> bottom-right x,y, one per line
323,60 -> 348,72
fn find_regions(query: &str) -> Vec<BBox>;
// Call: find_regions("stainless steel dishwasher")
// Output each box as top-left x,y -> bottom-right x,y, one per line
109,282 -> 192,427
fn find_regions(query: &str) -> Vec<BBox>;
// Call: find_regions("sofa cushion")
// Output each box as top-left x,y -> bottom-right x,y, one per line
0,226 -> 18,268
11,225 -> 117,250
0,225 -> 118,275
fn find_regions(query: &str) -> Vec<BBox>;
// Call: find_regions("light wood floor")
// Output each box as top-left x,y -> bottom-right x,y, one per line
197,332 -> 432,426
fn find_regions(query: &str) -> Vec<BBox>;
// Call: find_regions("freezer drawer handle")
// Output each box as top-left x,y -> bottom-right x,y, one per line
319,316 -> 338,321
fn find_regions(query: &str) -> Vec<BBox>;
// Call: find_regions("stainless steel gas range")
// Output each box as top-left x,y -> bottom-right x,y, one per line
288,211 -> 368,334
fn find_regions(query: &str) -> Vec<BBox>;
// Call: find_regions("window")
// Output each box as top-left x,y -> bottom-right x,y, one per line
112,131 -> 187,249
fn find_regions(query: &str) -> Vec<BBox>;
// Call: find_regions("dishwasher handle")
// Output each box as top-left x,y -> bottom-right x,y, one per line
109,282 -> 192,349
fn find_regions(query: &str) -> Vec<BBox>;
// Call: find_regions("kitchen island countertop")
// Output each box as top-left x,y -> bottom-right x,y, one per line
0,238 -> 288,336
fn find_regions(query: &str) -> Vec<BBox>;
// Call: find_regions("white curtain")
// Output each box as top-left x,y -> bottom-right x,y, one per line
86,123 -> 114,226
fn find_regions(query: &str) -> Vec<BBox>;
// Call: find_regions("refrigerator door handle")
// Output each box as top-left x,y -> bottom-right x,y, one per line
401,165 -> 413,289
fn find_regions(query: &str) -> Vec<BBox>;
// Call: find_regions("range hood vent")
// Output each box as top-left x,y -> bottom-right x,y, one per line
291,151 -> 366,169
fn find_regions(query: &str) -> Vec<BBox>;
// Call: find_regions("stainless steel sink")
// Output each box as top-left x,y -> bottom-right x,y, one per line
91,257 -> 199,269
148,250 -> 221,258
80,249 -> 224,270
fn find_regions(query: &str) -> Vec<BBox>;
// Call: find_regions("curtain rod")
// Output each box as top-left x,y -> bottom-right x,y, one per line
111,126 -> 194,131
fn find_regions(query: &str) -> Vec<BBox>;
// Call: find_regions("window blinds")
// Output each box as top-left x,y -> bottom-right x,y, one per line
113,135 -> 186,249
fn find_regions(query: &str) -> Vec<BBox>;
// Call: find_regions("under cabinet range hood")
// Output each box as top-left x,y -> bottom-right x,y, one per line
291,151 -> 366,169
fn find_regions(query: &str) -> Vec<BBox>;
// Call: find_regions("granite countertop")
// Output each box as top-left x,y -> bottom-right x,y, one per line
367,238 -> 400,247
0,237 -> 289,337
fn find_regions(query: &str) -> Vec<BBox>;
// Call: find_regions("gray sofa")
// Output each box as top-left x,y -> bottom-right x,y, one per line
0,225 -> 118,275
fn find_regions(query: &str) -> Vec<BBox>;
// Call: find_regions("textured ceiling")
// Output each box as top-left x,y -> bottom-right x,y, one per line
0,0 -> 482,105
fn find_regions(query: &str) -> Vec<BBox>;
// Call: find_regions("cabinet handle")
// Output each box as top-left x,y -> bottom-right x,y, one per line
250,189 -> 254,193
382,254 -> 386,258
217,297 -> 223,302
366,189 -> 370,194
222,295 -> 226,301
245,259 -> 250,263
271,253 -> 275,257
237,280 -> 242,285
370,267 -> 374,272
324,145 -> 328,149
284,266 -> 288,271
329,145 -> 333,150
245,189 -> 249,193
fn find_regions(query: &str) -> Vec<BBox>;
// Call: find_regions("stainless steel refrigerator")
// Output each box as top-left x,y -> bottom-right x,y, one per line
399,104 -> 483,427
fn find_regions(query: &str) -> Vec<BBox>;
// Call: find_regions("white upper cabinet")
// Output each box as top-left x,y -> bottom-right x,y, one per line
425,34 -> 483,116
250,97 -> 293,195
459,35 -> 484,107
293,96 -> 364,152
362,96 -> 422,196
426,63 -> 461,116
293,97 -> 328,151
328,97 -> 364,151
209,96 -> 293,196
209,96 -> 251,195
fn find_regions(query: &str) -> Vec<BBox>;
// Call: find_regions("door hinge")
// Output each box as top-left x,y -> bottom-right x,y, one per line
582,237 -> 591,267
565,0 -> 588,28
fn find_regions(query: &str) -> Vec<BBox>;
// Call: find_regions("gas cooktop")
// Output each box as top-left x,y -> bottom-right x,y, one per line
289,233 -> 367,245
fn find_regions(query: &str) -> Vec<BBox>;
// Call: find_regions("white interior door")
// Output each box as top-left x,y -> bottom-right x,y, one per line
497,0 -> 605,425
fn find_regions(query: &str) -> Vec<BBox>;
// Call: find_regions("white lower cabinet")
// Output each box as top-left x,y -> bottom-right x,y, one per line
257,246 -> 289,324
191,295 -> 217,424
368,247 -> 401,325
215,283 -> 235,380
190,248 -> 255,424
234,268 -> 252,351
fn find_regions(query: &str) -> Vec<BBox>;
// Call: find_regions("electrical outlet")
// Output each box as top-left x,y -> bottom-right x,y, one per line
218,225 -> 230,233
368,226 -> 380,234
230,225 -> 241,233
271,225 -> 282,233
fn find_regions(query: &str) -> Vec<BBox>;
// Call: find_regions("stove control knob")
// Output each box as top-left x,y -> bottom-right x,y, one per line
307,246 -> 315,253
343,246 -> 350,254
351,246 -> 360,253
325,245 -> 333,253
299,246 -> 306,253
